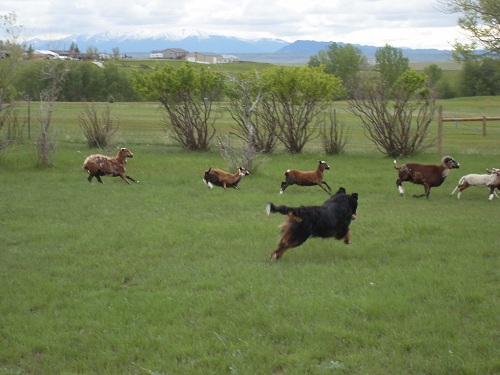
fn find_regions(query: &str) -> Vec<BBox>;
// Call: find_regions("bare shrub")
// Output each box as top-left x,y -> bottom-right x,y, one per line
225,71 -> 279,154
0,107 -> 25,151
320,109 -> 349,155
347,71 -> 435,157
79,102 -> 118,149
217,134 -> 267,173
34,60 -> 69,166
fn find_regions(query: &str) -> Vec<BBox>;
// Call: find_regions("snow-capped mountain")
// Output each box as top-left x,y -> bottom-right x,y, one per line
27,31 -> 290,54
26,31 -> 453,63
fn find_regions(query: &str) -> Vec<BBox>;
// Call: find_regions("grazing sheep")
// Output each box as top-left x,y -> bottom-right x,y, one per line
83,147 -> 138,184
280,160 -> 332,195
394,156 -> 460,198
203,167 -> 250,190
267,187 -> 358,260
451,168 -> 500,200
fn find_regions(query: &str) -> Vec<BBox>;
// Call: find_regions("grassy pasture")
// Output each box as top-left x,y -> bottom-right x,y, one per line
12,96 -> 500,155
0,98 -> 499,374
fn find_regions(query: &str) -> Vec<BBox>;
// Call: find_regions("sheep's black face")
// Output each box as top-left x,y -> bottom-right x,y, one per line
443,156 -> 460,169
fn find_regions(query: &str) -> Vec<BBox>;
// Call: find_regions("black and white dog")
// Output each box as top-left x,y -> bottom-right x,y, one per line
266,187 -> 358,260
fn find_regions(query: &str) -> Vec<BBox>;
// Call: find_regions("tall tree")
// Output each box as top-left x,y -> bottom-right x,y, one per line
374,44 -> 409,87
460,58 -> 500,96
225,70 -> 279,155
0,12 -> 25,149
132,62 -> 225,151
347,69 -> 435,157
260,66 -> 342,154
439,0 -> 500,59
308,43 -> 367,86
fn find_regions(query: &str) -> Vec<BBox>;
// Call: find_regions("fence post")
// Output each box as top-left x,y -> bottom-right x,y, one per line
438,105 -> 443,154
483,116 -> 487,136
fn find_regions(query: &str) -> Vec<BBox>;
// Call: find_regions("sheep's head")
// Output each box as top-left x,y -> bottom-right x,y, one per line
238,167 -> 250,176
487,168 -> 500,175
318,160 -> 330,170
442,156 -> 460,169
118,147 -> 134,159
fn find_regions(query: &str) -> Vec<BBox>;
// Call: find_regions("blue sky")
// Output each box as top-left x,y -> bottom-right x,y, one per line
2,0 -> 465,49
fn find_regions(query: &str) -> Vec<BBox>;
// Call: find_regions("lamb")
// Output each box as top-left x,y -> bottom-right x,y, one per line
280,160 -> 332,195
83,147 -> 138,184
203,167 -> 250,189
451,168 -> 500,200
394,156 -> 460,198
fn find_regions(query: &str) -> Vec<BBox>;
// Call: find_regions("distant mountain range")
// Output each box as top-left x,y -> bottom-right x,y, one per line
27,31 -> 453,64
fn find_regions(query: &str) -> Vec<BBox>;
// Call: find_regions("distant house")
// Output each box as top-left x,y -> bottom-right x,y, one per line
221,54 -> 240,63
150,48 -> 188,59
50,49 -> 81,59
186,52 -> 224,64
32,50 -> 62,59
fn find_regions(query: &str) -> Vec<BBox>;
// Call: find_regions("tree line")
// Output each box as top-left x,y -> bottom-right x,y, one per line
0,0 -> 498,165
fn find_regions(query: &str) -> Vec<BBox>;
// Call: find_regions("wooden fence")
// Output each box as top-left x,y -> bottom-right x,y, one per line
437,105 -> 500,154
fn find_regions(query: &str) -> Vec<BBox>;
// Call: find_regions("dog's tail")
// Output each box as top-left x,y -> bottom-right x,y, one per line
266,202 -> 294,216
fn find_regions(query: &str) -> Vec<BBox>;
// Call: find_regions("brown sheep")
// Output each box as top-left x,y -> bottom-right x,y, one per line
394,156 -> 460,198
280,160 -> 332,195
203,167 -> 250,189
83,147 -> 138,184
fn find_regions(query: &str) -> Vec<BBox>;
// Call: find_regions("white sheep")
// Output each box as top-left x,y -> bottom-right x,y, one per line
451,168 -> 500,200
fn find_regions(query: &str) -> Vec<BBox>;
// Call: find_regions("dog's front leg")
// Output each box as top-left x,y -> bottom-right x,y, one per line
343,229 -> 352,244
269,242 -> 290,260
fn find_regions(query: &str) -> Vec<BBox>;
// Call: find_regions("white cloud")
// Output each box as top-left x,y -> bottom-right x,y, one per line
1,0 -> 465,49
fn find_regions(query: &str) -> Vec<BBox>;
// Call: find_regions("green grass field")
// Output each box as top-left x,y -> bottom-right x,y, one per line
0,97 -> 499,374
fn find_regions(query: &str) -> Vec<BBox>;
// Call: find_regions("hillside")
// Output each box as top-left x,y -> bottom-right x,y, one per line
28,32 -> 453,63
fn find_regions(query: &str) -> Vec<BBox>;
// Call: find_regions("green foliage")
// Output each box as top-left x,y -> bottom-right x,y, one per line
440,0 -> 500,59
375,44 -> 410,87
259,66 -> 342,153
308,43 -> 367,89
460,58 -> 500,96
131,62 -> 225,150
423,64 -> 457,99
348,69 -> 436,157
224,70 -> 279,155
0,32 -> 23,147
424,63 -> 443,86
262,65 -> 340,103
392,69 -> 429,97
15,60 -> 138,102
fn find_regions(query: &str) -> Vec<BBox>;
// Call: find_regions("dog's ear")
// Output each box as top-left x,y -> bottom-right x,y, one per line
351,193 -> 358,200
336,187 -> 346,195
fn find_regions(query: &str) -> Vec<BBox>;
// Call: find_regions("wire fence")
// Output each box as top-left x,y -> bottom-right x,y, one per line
5,101 -> 500,156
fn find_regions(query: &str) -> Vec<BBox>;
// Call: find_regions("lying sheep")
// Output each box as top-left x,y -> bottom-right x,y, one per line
280,160 -> 332,194
451,168 -> 500,200
203,167 -> 250,189
394,156 -> 461,198
83,147 -> 138,184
